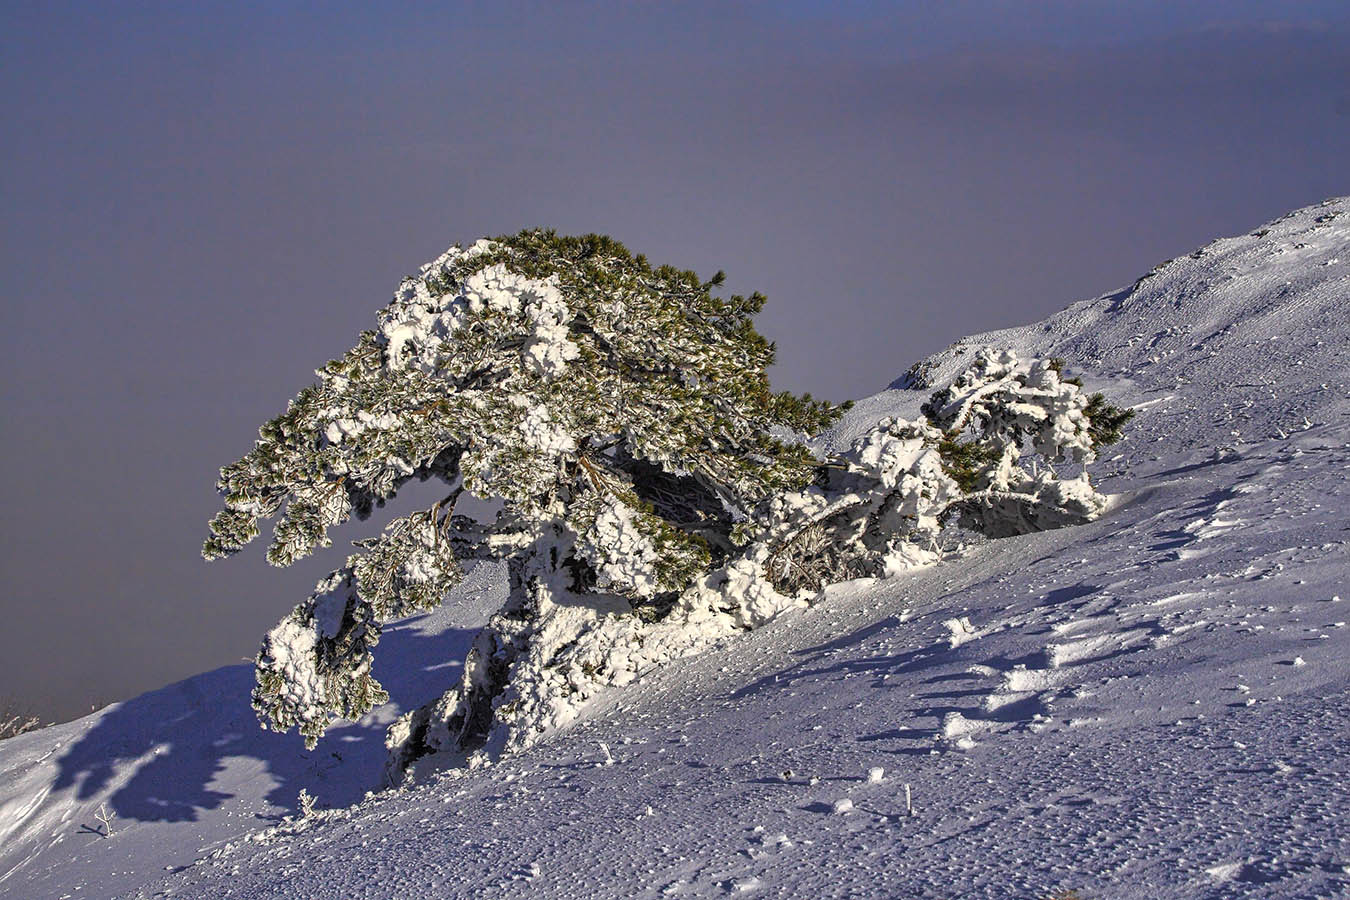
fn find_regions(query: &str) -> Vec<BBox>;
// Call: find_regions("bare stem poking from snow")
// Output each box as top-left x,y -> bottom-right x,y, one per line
94,802 -> 116,838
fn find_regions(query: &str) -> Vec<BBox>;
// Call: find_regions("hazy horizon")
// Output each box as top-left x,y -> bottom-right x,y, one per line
3,1 -> 1347,722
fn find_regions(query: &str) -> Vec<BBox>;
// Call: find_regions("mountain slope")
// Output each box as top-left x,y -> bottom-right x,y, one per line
2,198 -> 1348,900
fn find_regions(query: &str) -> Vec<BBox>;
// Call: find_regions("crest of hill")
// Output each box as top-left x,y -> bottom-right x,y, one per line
823,196 -> 1349,453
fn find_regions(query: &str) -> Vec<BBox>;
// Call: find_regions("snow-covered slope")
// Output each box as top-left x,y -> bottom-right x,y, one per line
3,198 -> 1348,900
0,564 -> 507,898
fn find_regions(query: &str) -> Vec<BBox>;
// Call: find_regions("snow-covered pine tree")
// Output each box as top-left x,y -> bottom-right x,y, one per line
403,346 -> 1131,773
204,232 -> 843,751
744,348 -> 1133,595
921,348 -> 1132,536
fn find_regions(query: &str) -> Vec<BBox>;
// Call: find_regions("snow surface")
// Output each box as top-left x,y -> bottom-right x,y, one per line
2,198 -> 1349,899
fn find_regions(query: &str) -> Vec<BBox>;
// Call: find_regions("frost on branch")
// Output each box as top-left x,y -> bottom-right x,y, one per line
254,570 -> 385,746
748,417 -> 960,595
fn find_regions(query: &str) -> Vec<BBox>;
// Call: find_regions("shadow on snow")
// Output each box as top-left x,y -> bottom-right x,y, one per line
52,616 -> 477,823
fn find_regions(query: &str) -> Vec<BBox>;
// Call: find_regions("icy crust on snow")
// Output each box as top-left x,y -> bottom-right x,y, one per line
378,246 -> 579,379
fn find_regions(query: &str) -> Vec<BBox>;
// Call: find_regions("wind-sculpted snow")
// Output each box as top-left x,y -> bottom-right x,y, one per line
2,198 -> 1348,900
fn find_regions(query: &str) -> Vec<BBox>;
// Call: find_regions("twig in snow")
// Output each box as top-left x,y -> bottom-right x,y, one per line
94,802 -> 116,838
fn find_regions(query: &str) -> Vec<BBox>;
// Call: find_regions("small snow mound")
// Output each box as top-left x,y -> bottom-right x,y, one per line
1205,861 -> 1245,883
944,617 -> 978,648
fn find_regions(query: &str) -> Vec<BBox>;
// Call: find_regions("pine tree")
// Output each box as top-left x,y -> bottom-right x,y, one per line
205,232 -> 844,750
206,232 -> 1130,773
752,348 -> 1132,594
919,348 -> 1131,536
373,346 -> 1127,773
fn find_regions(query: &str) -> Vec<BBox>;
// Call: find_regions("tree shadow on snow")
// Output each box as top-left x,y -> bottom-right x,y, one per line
52,615 -> 478,823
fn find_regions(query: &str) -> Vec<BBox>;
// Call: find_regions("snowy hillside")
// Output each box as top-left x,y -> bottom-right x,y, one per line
2,198 -> 1348,900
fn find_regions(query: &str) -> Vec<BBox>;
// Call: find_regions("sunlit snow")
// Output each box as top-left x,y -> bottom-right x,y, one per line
1,198 -> 1347,900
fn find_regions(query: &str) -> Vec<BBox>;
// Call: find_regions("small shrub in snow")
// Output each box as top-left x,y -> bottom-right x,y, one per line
205,233 -> 1129,777
921,349 -> 1130,537
297,788 -> 318,818
0,714 -> 42,741
0,700 -> 46,741
741,347 -> 1130,594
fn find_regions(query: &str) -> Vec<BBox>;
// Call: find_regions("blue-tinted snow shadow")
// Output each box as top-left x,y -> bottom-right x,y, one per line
52,615 -> 477,823
728,616 -> 1047,702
